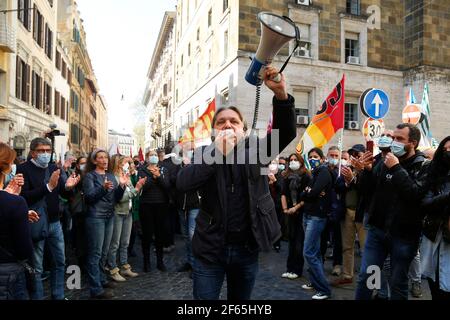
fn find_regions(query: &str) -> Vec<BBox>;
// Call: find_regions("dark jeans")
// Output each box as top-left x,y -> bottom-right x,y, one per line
428,278 -> 450,300
193,244 -> 259,300
331,219 -> 343,266
355,226 -> 419,300
286,213 -> 304,275
139,203 -> 170,253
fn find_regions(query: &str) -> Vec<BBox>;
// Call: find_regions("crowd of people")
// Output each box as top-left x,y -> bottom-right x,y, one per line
1,66 -> 449,301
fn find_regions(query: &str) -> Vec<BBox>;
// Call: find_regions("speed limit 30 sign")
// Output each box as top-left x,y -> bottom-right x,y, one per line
363,118 -> 385,141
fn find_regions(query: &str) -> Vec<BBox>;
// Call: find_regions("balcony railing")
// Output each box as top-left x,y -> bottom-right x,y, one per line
0,17 -> 16,53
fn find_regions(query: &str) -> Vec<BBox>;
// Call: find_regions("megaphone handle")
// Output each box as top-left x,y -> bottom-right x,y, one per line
272,73 -> 282,83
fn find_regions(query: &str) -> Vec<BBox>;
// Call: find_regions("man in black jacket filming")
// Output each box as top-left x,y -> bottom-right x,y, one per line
177,66 -> 297,300
355,123 -> 429,300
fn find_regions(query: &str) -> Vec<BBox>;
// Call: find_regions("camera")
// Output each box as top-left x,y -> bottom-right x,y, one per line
45,124 -> 65,164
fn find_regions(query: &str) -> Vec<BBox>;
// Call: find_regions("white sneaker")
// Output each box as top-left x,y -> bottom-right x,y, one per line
120,265 -> 138,278
312,292 -> 330,300
281,272 -> 291,278
287,273 -> 299,279
302,283 -> 314,290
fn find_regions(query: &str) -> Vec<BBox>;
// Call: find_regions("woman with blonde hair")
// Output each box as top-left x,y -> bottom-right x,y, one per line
106,155 -> 146,281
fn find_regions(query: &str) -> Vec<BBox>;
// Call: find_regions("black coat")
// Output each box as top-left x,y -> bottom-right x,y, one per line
17,161 -> 68,223
421,172 -> 450,242
176,95 -> 297,264
361,152 -> 429,241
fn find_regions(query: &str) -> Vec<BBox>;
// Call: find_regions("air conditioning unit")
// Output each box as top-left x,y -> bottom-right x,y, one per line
347,56 -> 360,64
347,121 -> 360,130
296,47 -> 310,58
297,116 -> 309,126
297,0 -> 311,5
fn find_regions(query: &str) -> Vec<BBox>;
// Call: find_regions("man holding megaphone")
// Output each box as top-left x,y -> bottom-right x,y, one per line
176,65 -> 297,301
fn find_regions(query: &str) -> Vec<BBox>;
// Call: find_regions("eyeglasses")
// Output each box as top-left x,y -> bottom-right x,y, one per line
34,149 -> 52,154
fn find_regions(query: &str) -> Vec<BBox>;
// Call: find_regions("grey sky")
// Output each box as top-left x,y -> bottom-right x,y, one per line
76,0 -> 177,134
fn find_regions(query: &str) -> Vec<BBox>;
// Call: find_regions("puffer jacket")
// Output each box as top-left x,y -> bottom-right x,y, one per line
83,171 -> 125,219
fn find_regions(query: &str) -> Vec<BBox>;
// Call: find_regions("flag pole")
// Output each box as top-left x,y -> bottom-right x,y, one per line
338,128 -> 344,177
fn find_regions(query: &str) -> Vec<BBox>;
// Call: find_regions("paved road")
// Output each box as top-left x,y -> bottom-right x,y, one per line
62,235 -> 430,300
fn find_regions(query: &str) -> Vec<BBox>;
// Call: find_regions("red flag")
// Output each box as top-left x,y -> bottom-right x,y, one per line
138,147 -> 144,162
180,99 -> 216,144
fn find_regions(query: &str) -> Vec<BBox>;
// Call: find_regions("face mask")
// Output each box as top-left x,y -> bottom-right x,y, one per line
289,161 -> 301,171
123,163 -> 130,174
186,150 -> 194,160
378,136 -> 393,150
149,156 -> 159,165
341,160 -> 349,167
36,153 -> 51,168
328,158 -> 339,166
134,160 -> 140,166
3,164 -> 16,186
309,159 -> 321,169
79,164 -> 86,172
278,164 -> 286,171
391,141 -> 407,157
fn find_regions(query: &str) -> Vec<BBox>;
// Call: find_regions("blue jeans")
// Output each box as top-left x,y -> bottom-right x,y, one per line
355,226 -> 419,300
31,221 -> 66,300
178,209 -> 199,267
303,214 -> 331,296
85,216 -> 114,296
107,213 -> 133,269
193,244 -> 259,300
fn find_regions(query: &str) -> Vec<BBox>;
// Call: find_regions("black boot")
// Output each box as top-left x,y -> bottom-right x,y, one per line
156,247 -> 167,272
142,243 -> 150,273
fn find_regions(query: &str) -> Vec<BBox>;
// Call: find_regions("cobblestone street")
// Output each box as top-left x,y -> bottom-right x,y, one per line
65,235 -> 431,300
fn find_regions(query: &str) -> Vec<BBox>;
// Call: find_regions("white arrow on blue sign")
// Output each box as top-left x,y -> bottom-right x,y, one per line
362,89 -> 390,120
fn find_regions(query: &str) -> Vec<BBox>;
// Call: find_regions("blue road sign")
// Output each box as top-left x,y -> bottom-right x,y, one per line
362,89 -> 390,120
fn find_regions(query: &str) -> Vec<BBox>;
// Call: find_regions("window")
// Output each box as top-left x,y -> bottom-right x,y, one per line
71,124 -> 79,144
197,28 -> 200,41
44,24 -> 53,59
188,43 -> 191,57
181,54 -> 184,67
345,103 -> 359,129
44,82 -> 52,115
60,96 -> 66,120
55,50 -> 61,70
223,0 -> 229,12
31,71 -> 43,110
18,0 -> 32,31
208,9 -> 212,28
223,30 -> 229,63
345,32 -> 360,63
90,105 -> 97,119
67,70 -> 72,85
54,90 -> 60,116
293,91 -> 310,117
33,5 -> 44,48
221,90 -> 229,107
61,61 -> 67,79
346,0 -> 361,15
295,24 -> 312,58
71,90 -> 79,112
163,84 -> 167,96
15,56 -> 30,103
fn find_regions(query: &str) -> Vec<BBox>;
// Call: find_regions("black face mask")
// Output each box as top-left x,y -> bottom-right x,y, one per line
443,151 -> 450,166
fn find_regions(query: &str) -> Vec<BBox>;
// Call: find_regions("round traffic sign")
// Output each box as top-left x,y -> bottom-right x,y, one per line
362,89 -> 390,120
402,104 -> 422,125
362,118 -> 385,141
359,88 -> 373,118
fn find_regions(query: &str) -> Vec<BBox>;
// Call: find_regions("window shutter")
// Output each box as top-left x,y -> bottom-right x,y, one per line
16,56 -> 22,100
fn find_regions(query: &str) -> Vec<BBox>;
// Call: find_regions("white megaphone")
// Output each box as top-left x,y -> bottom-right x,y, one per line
245,12 -> 299,86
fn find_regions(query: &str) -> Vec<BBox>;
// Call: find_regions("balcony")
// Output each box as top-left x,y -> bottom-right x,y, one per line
0,18 -> 16,53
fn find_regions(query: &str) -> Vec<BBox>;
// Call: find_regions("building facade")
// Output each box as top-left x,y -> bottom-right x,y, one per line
108,129 -> 134,157
143,11 -> 176,152
96,94 -> 108,150
0,0 -> 70,157
172,0 -> 450,154
57,0 -> 102,156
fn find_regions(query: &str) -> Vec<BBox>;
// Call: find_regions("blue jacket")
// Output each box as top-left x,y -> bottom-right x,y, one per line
83,171 -> 125,218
